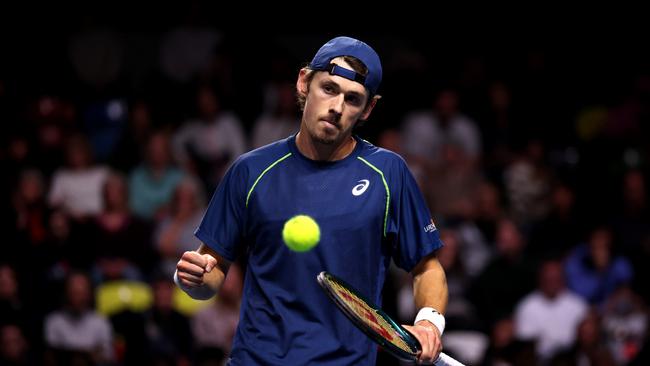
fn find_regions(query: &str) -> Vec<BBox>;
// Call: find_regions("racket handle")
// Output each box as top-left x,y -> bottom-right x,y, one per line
434,352 -> 465,366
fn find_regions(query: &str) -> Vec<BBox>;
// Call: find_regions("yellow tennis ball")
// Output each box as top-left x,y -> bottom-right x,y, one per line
282,215 -> 320,252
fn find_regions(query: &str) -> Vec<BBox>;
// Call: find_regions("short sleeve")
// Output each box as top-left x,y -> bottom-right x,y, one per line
194,158 -> 248,261
386,159 -> 443,272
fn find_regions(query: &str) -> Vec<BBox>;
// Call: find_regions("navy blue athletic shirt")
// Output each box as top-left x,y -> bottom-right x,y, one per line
195,134 -> 443,365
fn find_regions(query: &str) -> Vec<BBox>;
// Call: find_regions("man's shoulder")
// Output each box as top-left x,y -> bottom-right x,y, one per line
234,137 -> 293,170
357,137 -> 407,170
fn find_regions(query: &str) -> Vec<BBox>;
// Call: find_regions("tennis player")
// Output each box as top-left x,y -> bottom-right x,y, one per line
175,36 -> 448,365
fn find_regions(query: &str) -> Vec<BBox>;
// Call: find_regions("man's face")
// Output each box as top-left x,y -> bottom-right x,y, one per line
297,58 -> 375,145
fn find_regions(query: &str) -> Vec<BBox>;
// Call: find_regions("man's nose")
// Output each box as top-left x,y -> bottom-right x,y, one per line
329,93 -> 345,116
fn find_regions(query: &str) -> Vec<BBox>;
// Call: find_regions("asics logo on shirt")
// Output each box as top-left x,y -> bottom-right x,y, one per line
352,179 -> 370,196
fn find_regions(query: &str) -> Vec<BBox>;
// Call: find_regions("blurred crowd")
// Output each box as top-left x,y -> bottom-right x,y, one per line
1,13 -> 650,366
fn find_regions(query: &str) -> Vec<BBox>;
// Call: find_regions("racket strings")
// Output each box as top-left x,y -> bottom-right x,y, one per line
329,279 -> 413,353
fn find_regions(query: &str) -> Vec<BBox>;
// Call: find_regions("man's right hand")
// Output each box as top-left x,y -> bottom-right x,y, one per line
176,250 -> 218,289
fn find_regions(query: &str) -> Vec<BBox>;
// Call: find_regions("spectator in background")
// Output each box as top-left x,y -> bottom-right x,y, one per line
503,139 -> 552,228
565,225 -> 633,306
192,263 -> 243,364
601,287 -> 647,364
144,275 -> 193,366
473,181 -> 504,246
251,81 -> 301,149
470,217 -> 536,328
514,259 -> 588,363
87,172 -> 154,283
110,100 -> 154,172
428,138 -> 484,221
611,169 -> 650,304
44,271 -> 113,365
3,170 -> 50,276
154,177 -> 205,277
48,134 -> 109,220
400,88 -> 482,167
129,130 -> 184,221
550,310 -> 616,366
0,323 -> 33,366
529,181 -> 583,258
0,265 -> 27,330
480,317 -> 538,366
436,229 -> 479,331
172,84 -> 246,190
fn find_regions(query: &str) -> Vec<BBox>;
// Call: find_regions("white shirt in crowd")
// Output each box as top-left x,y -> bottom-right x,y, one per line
514,290 -> 588,359
48,167 -> 109,216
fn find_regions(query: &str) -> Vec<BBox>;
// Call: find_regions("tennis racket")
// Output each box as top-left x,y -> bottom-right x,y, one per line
317,271 -> 464,365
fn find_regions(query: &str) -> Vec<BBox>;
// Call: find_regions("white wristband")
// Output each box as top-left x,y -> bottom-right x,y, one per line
173,270 -> 190,291
415,307 -> 445,335
174,269 -> 217,300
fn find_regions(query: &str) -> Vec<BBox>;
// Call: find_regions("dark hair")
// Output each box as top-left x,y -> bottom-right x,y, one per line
296,55 -> 370,111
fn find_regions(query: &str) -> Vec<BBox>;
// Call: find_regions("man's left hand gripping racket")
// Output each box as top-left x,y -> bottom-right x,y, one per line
317,271 -> 464,366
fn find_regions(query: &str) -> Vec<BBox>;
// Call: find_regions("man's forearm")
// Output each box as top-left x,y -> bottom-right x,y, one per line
412,255 -> 448,314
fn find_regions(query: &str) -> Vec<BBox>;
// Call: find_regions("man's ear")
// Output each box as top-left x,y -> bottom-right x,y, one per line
296,68 -> 309,97
360,95 -> 381,121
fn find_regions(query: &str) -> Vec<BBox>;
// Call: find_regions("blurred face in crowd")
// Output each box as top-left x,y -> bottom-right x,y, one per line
130,101 -> 152,134
197,86 -> 219,121
173,180 -> 200,217
552,184 -> 574,214
146,132 -> 172,168
297,57 -> 376,146
66,136 -> 92,169
153,280 -> 174,312
491,318 -> 515,348
435,90 -> 459,121
0,325 -> 27,362
489,81 -> 511,111
577,312 -> 600,348
496,218 -> 523,258
623,170 -> 646,208
539,261 -> 564,299
18,170 -> 44,204
0,265 -> 18,300
65,273 -> 92,313
589,228 -> 612,271
103,174 -> 128,212
477,182 -> 501,218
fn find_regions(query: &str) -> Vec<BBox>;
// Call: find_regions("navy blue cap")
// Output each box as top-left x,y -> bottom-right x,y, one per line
309,36 -> 382,95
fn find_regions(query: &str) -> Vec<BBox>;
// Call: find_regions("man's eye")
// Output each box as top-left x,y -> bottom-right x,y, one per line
346,96 -> 361,106
323,85 -> 335,93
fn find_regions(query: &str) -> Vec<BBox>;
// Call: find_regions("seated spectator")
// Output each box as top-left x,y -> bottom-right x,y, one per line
154,176 -> 205,278
251,81 -> 300,149
470,217 -> 536,328
514,259 -> 588,363
129,130 -> 184,221
172,84 -> 246,190
550,310 -> 616,366
436,229 -> 480,330
602,287 -> 647,364
480,317 -> 538,366
44,271 -> 113,364
143,274 -> 193,365
87,172 -> 154,282
0,323 -> 33,366
565,225 -> 633,306
48,134 -> 109,220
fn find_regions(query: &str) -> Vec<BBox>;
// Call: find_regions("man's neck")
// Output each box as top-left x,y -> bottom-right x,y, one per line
295,131 -> 356,162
